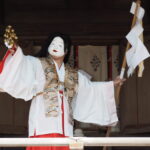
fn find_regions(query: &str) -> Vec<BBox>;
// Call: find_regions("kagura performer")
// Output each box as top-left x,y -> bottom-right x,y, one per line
0,33 -> 125,150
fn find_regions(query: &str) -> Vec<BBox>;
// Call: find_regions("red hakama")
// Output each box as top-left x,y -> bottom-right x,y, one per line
26,133 -> 69,150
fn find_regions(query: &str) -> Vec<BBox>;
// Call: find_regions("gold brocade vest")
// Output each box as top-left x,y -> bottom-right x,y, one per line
39,57 -> 78,118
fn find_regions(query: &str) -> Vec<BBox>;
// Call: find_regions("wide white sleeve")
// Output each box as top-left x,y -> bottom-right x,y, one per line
73,71 -> 118,126
0,47 -> 44,101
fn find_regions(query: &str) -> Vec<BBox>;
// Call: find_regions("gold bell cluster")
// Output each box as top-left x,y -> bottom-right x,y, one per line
4,25 -> 18,48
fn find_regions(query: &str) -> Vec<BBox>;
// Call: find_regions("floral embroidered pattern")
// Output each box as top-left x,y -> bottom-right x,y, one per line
39,57 -> 78,118
90,55 -> 101,72
114,54 -> 119,72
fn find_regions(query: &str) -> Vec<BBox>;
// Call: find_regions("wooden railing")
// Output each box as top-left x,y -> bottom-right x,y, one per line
0,137 -> 150,149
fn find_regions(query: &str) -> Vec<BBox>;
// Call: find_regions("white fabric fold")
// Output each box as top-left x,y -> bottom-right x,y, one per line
73,72 -> 118,126
0,47 -> 42,100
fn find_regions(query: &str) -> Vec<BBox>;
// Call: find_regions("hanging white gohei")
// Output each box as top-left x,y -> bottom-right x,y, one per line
125,2 -> 150,77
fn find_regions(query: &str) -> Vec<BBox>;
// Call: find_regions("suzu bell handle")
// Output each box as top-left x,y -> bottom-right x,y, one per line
3,25 -> 18,49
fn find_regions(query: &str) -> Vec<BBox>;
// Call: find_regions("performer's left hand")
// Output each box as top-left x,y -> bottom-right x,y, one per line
113,76 -> 126,87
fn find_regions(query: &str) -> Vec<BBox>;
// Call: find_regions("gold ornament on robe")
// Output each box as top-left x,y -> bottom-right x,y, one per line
3,25 -> 18,48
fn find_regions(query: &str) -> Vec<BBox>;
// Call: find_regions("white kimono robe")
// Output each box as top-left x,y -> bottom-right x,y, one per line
0,47 -> 118,137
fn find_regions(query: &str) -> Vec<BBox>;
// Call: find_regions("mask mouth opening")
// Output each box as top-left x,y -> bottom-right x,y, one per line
53,50 -> 58,52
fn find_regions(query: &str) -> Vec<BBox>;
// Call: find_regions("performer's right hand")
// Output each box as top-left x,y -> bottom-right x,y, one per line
9,44 -> 17,55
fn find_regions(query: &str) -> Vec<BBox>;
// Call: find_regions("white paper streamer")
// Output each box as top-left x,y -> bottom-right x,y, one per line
120,68 -> 125,79
125,2 -> 150,77
130,2 -> 145,20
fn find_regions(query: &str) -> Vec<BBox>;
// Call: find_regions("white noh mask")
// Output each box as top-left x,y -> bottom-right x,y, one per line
48,37 -> 65,57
